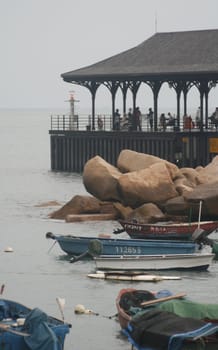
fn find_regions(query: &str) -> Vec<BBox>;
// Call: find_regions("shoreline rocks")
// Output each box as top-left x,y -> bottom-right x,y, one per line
49,150 -> 218,222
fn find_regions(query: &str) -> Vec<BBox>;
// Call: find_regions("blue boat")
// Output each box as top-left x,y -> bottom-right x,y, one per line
46,232 -> 198,257
0,297 -> 71,350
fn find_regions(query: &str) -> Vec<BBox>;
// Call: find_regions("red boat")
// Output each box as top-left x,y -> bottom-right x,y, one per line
116,288 -> 153,329
118,219 -> 218,240
116,288 -> 187,329
116,288 -> 218,350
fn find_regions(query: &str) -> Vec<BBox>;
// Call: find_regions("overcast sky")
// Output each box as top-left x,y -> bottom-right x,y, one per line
1,0 -> 218,113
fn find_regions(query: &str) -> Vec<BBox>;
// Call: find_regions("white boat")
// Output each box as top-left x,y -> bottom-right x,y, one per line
94,252 -> 215,271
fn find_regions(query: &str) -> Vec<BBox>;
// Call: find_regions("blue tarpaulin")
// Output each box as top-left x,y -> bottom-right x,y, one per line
23,308 -> 59,350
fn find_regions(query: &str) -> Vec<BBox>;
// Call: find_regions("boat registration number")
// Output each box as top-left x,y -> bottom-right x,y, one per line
115,246 -> 142,254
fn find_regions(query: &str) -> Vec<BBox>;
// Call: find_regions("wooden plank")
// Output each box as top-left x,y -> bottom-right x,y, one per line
141,293 -> 186,306
88,272 -> 181,282
65,213 -> 116,222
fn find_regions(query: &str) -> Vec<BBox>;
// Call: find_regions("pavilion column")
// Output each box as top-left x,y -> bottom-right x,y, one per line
85,81 -> 100,131
111,92 -> 116,128
201,81 -> 209,130
196,80 -> 210,132
168,81 -> 183,130
200,92 -> 204,132
120,82 -> 129,115
123,91 -> 127,115
183,90 -> 187,116
149,81 -> 162,131
104,81 -> 120,129
111,82 -> 120,129
91,92 -> 96,130
132,91 -> 136,111
129,81 -> 141,112
182,81 -> 194,120
176,91 -> 181,130
205,92 -> 209,129
204,80 -> 217,129
153,92 -> 158,131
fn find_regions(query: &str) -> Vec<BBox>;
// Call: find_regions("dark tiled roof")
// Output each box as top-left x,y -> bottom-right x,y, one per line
61,29 -> 218,81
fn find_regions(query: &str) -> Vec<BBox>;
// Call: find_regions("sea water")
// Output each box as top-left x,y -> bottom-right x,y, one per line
0,108 -> 218,350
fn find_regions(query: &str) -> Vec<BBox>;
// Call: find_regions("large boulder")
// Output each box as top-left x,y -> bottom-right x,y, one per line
117,149 -> 179,179
173,167 -> 203,196
174,183 -> 194,197
49,195 -> 102,220
164,196 -> 192,217
126,203 -> 165,223
184,181 -> 218,218
113,202 -> 133,219
99,202 -> 120,215
174,167 -> 203,187
117,162 -> 179,207
83,156 -> 122,201
196,155 -> 218,184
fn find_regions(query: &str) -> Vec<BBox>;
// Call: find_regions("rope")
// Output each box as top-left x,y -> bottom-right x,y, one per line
74,304 -> 117,319
47,240 -> 57,253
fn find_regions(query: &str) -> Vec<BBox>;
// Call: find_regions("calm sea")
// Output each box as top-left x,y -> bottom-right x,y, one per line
0,108 -> 218,350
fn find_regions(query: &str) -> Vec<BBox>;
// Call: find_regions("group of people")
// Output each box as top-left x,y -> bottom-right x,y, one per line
141,108 -> 176,131
158,112 -> 176,131
98,106 -> 218,132
114,107 -> 143,131
113,107 -> 176,131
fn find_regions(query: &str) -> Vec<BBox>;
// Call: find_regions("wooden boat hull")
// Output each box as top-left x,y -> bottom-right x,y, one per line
119,219 -> 218,240
46,233 -> 197,256
0,298 -> 71,350
94,252 -> 215,271
116,289 -> 218,350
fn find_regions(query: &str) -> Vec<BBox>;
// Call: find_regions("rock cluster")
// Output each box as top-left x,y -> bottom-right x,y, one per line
50,150 -> 218,223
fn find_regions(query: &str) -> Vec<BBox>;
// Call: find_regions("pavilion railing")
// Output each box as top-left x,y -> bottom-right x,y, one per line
50,114 -> 217,132
50,114 -> 113,131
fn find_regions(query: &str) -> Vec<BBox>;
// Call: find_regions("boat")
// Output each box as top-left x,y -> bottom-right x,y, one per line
46,232 -> 198,257
88,270 -> 181,282
116,288 -> 218,350
94,252 -> 215,271
117,219 -> 218,240
0,298 -> 71,350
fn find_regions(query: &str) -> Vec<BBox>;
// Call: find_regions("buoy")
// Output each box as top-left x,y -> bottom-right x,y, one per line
4,247 -> 14,252
74,304 -> 94,315
74,304 -> 86,314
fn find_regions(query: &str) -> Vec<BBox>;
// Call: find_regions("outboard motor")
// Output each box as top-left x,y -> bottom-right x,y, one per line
192,228 -> 218,260
191,228 -> 214,247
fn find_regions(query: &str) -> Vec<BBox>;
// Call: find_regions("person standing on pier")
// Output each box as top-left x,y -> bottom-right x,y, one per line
128,108 -> 133,130
114,109 -> 121,130
147,107 -> 154,130
160,113 -> 167,131
133,107 -> 142,131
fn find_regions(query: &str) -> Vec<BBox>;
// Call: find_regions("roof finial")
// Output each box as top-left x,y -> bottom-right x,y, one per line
155,11 -> 157,33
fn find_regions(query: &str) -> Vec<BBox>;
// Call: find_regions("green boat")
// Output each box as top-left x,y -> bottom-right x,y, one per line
116,288 -> 218,350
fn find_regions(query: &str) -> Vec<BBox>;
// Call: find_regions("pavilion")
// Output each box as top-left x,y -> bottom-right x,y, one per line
49,29 -> 218,172
61,29 -> 218,131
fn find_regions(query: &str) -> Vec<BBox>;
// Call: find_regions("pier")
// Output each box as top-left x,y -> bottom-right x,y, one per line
49,114 -> 218,172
